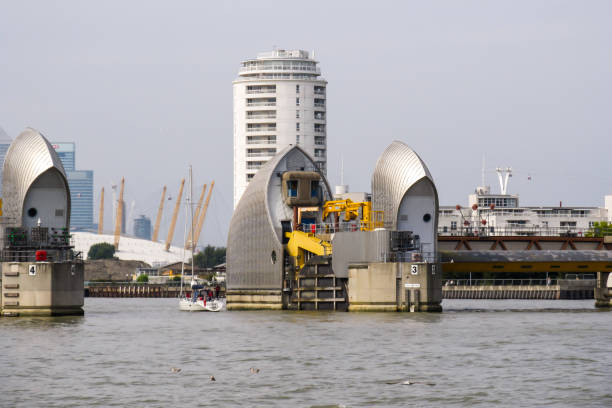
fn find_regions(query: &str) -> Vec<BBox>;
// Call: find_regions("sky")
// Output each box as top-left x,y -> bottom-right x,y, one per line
1,0 -> 611,247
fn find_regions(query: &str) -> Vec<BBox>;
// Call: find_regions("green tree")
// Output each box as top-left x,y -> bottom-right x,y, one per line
136,274 -> 149,282
88,242 -> 116,260
193,245 -> 226,268
586,221 -> 612,237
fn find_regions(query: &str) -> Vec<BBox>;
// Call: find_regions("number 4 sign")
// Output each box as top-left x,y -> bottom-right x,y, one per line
29,265 -> 37,276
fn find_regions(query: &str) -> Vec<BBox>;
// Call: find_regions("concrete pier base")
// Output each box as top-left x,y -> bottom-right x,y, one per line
226,290 -> 283,310
1,261 -> 84,317
348,262 -> 442,312
594,272 -> 612,308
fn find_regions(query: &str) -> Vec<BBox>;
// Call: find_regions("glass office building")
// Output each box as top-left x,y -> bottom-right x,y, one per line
133,215 -> 152,240
53,142 -> 94,230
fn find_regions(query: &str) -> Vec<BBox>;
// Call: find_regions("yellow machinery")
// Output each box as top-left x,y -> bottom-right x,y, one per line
285,230 -> 332,270
322,199 -> 384,231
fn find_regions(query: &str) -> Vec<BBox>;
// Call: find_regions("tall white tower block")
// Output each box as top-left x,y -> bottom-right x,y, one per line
233,49 -> 328,207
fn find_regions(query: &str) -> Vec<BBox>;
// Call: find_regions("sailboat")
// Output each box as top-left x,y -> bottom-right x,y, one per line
178,165 -> 222,312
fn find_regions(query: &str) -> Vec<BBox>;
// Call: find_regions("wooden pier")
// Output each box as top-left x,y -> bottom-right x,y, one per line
85,283 -> 185,298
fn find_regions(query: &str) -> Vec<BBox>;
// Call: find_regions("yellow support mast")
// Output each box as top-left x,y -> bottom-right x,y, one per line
165,179 -> 185,251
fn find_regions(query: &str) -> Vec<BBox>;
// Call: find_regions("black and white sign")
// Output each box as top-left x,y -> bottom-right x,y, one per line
29,264 -> 37,276
410,265 -> 418,275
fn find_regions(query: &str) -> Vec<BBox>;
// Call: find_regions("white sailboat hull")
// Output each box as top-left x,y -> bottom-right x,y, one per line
179,298 -> 224,312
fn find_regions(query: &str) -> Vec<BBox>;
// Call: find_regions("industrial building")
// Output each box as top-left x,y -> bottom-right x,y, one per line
227,141 -> 442,312
1,128 -> 84,316
233,49 -> 328,207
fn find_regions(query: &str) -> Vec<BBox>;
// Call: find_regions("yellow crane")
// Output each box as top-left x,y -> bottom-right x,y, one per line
152,186 -> 166,242
113,178 -> 125,249
322,199 -> 384,231
185,183 -> 207,249
165,179 -> 185,251
192,181 -> 214,250
98,187 -> 104,234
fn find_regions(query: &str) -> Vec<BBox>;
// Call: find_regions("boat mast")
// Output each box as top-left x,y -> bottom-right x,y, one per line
189,165 -> 195,278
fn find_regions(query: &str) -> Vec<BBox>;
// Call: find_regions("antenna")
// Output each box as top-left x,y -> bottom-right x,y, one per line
340,155 -> 344,186
481,155 -> 485,187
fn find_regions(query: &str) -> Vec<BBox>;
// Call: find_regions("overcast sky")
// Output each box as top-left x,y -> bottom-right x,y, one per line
1,0 -> 610,247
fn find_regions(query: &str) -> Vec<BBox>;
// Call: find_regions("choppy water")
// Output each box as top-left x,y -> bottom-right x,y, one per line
1,299 -> 611,407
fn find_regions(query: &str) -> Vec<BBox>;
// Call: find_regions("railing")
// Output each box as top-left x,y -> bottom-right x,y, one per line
246,127 -> 276,132
438,226 -> 598,237
246,102 -> 276,107
247,139 -> 276,145
247,115 -> 276,119
246,151 -> 276,157
246,89 -> 276,94
444,278 -> 595,286
1,248 -> 82,262
314,103 -> 325,108
240,66 -> 320,74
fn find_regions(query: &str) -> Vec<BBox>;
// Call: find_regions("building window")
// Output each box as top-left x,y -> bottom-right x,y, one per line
296,123 -> 300,131
296,110 -> 300,119
314,136 -> 325,145
589,221 -> 595,228
310,180 -> 319,198
296,84 -> 300,93
287,180 -> 298,197
246,173 -> 255,182
314,124 -> 325,133
296,135 -> 300,145
296,97 -> 300,106
451,221 -> 457,230
314,111 -> 325,120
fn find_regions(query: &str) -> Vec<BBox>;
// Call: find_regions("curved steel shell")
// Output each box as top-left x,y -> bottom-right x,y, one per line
227,146 -> 331,290
2,128 -> 70,227
371,141 -> 438,230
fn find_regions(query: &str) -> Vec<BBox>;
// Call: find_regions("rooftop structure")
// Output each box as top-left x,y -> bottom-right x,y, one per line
439,170 -> 612,237
233,49 -> 328,207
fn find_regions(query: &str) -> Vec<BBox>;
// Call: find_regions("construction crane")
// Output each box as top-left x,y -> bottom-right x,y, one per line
322,199 -> 384,231
152,186 -> 166,242
98,187 -> 104,234
113,177 -> 125,249
185,183 -> 207,249
165,179 -> 185,251
192,181 -> 214,250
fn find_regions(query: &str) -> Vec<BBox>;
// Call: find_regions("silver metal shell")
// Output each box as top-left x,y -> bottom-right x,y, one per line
227,145 -> 332,290
2,128 -> 70,228
371,140 -> 438,230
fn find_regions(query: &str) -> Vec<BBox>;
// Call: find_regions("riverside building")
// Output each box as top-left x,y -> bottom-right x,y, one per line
233,49 -> 328,208
438,168 -> 612,237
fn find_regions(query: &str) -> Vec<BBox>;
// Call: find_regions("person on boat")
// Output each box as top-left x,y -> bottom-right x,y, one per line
215,284 -> 220,299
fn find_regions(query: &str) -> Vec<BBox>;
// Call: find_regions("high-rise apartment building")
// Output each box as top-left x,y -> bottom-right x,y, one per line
52,142 -> 94,230
0,127 -> 12,194
233,49 -> 327,207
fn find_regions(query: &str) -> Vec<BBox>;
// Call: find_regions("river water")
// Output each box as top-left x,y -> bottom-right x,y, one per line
1,299 -> 611,407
